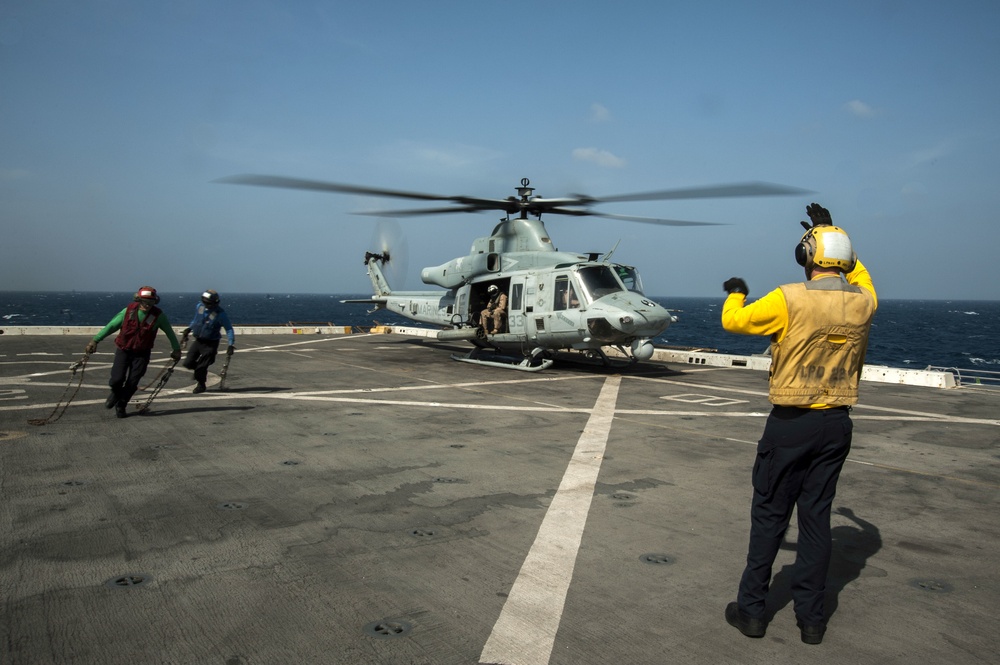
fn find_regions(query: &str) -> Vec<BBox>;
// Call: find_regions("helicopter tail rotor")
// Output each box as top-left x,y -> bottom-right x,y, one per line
369,218 -> 409,289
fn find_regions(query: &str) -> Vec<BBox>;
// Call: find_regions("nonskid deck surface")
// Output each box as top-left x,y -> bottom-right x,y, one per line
1,333 -> 998,664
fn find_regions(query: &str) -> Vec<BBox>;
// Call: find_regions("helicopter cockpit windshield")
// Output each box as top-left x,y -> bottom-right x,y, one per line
613,264 -> 646,295
577,265 -> 626,300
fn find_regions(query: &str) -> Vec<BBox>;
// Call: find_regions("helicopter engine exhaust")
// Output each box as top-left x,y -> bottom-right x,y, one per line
437,327 -> 486,342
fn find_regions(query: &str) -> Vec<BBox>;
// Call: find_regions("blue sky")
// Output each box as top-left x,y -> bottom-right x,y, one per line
2,1 -> 998,300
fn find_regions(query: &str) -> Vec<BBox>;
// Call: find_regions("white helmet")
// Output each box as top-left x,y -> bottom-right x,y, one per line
488,284 -> 498,293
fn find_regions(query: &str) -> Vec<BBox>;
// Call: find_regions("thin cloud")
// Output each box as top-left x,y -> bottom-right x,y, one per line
590,103 -> 612,122
572,148 -> 626,168
844,99 -> 876,118
907,140 -> 954,168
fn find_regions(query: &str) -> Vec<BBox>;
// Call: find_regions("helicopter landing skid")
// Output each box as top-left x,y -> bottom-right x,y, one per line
451,347 -> 554,372
556,346 -> 635,369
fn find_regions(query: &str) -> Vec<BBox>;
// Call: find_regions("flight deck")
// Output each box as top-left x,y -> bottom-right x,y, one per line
1,330 -> 998,664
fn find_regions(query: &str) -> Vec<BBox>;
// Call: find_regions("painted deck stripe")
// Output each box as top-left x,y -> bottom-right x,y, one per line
479,375 -> 621,665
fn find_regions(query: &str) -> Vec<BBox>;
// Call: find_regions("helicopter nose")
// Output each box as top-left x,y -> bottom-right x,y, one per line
625,296 -> 674,334
586,295 -> 673,342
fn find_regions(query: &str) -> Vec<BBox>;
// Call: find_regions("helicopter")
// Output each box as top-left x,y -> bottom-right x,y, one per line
218,175 -> 806,371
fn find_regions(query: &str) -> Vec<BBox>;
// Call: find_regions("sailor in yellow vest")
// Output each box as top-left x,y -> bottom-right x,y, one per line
721,203 -> 877,645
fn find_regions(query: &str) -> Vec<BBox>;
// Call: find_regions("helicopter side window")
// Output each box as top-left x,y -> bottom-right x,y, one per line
554,276 -> 580,311
554,276 -> 568,311
510,282 -> 523,311
578,266 -> 625,299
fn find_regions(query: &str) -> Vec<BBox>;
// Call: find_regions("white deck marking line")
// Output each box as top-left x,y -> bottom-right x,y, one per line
12,395 -> 987,423
630,374 -> 769,398
3,388 -> 996,426
238,334 -> 377,352
0,395 -> 593,414
479,375 -> 620,665
252,394 -> 591,413
616,409 -> 998,426
627,375 -> 1000,426
295,375 -> 590,396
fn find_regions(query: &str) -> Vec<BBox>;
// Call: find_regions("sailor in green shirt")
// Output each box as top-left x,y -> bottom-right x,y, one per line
84,286 -> 181,418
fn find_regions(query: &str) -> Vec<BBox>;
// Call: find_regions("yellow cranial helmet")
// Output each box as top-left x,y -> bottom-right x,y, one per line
795,225 -> 856,272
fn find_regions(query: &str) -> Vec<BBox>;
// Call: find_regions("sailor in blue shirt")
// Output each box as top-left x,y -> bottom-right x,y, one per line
181,289 -> 236,393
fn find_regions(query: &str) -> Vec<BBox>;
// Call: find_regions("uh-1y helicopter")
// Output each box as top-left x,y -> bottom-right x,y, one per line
218,175 -> 806,371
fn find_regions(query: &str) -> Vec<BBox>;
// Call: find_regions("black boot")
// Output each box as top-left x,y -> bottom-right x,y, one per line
725,602 -> 767,638
115,402 -> 128,419
797,620 -> 826,645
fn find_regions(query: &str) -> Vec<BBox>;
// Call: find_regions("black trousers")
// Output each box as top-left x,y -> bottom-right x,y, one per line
108,347 -> 151,405
183,337 -> 220,384
737,405 -> 853,626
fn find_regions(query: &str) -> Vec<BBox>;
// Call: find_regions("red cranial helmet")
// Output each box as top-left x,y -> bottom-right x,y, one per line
135,286 -> 160,304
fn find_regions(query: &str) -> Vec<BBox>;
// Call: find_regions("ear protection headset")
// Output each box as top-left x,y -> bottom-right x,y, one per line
795,226 -> 857,272
134,286 -> 160,304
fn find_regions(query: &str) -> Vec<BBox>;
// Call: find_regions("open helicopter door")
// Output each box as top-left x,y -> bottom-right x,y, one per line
455,286 -> 469,326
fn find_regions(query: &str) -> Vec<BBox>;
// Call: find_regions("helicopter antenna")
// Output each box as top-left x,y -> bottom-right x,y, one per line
603,239 -> 622,264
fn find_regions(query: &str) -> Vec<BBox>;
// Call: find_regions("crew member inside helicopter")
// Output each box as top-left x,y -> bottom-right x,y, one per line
554,277 -> 580,310
479,284 -> 508,334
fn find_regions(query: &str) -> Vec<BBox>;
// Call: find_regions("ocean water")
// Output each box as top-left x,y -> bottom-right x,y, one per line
1,291 -> 997,371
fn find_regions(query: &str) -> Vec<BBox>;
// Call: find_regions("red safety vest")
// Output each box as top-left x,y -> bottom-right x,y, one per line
115,302 -> 162,352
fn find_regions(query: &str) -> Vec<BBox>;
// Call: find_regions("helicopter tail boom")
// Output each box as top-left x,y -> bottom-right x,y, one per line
364,252 -> 393,297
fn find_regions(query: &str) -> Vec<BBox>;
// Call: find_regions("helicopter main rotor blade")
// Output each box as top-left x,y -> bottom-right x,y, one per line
548,208 -> 724,226
216,174 -> 808,222
355,205 -> 489,217
215,174 -> 514,210
582,182 -> 811,204
215,174 -> 450,201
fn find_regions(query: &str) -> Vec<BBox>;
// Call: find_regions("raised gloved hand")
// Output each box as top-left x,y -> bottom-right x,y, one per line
170,350 -> 182,361
723,277 -> 749,296
804,203 -> 832,228
227,345 -> 235,356
85,341 -> 97,355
